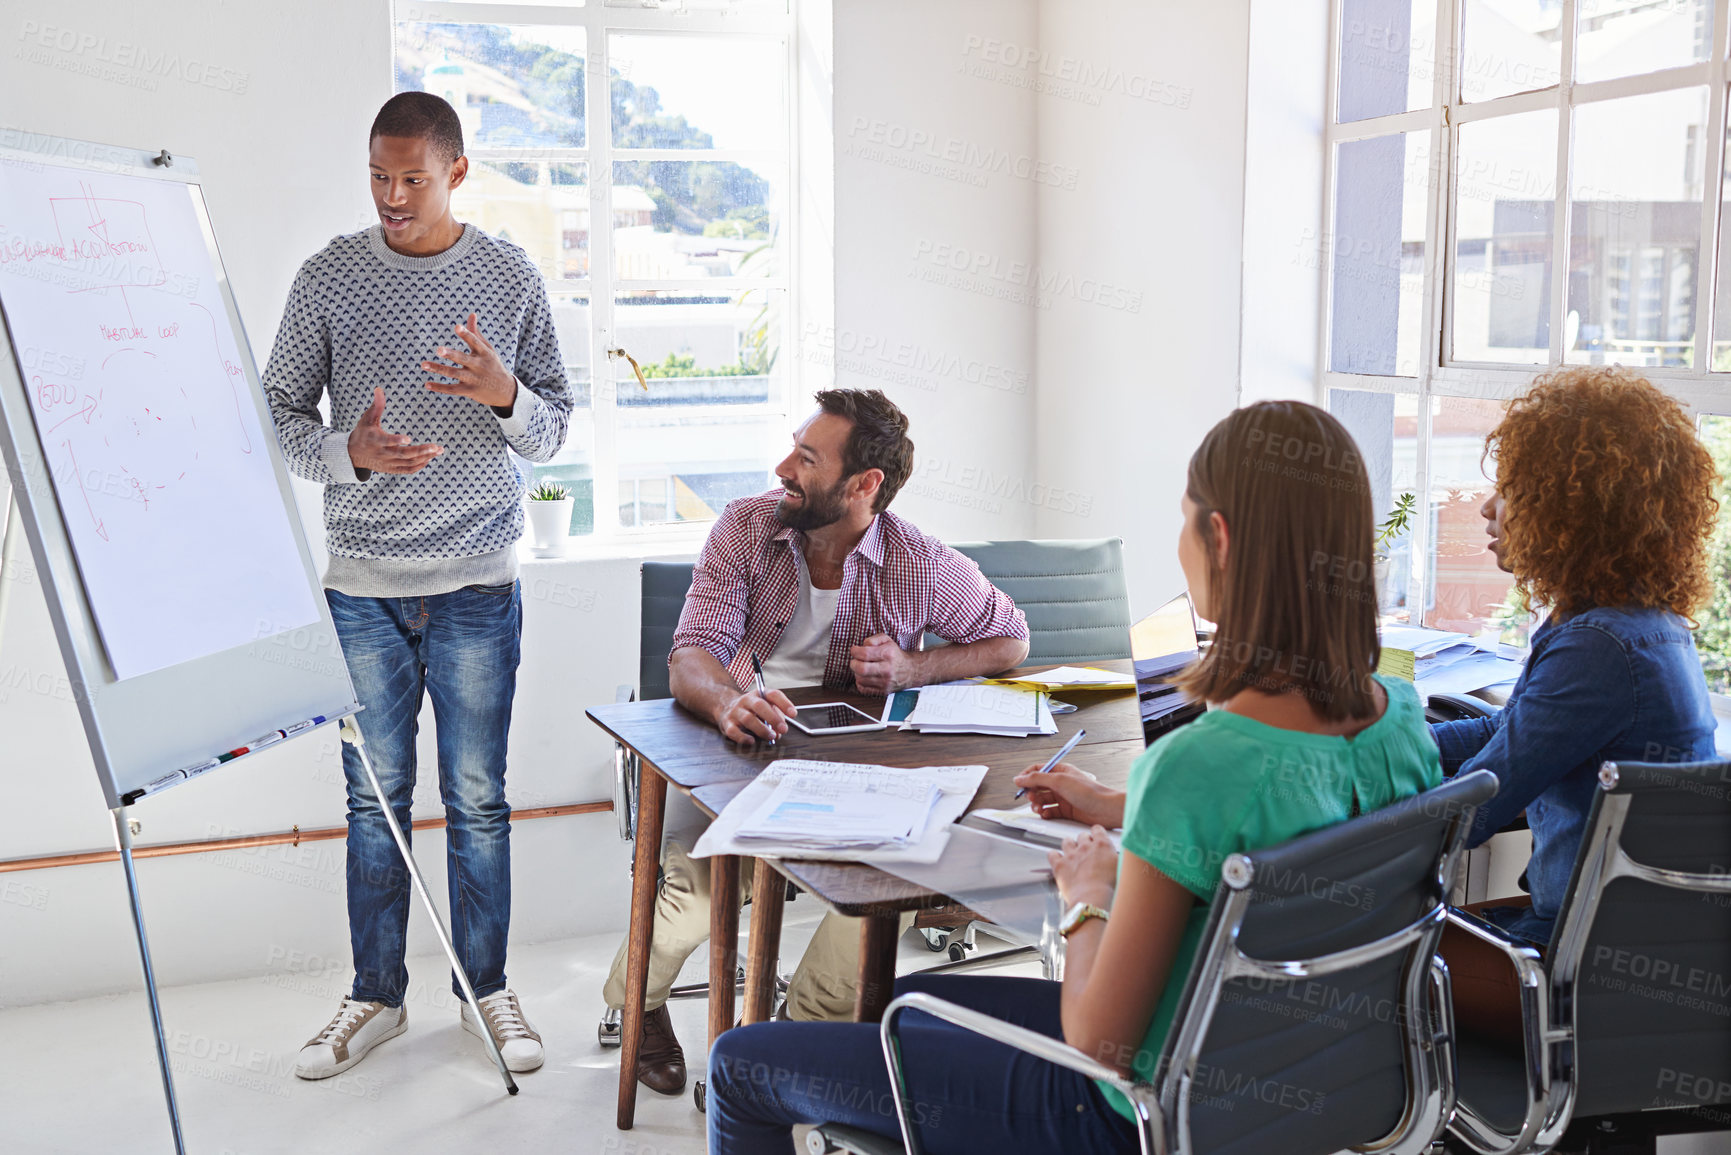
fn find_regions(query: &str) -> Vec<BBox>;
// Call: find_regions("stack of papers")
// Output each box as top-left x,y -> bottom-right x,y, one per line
692,759 -> 989,865
734,774 -> 943,851
1135,651 -> 1196,726
1378,625 -> 1525,699
986,666 -> 1137,691
898,682 -> 1058,737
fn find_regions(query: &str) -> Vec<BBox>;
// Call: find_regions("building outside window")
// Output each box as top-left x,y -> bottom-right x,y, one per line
392,1 -> 796,543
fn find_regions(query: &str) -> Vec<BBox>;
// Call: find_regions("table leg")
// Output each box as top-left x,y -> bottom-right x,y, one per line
616,767 -> 667,1130
854,914 -> 900,1023
708,854 -> 740,1050
742,858 -> 786,1024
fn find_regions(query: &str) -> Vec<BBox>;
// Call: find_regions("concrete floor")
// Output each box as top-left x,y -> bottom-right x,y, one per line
0,901 -> 1029,1155
3,909 -> 1725,1155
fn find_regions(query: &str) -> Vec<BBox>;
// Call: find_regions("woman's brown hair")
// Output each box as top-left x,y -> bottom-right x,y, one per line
1173,401 -> 1381,720
1489,366 -> 1718,620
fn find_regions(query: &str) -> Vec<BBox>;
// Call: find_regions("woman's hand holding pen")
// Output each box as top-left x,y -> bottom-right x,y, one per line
717,688 -> 796,744
1012,762 -> 1128,829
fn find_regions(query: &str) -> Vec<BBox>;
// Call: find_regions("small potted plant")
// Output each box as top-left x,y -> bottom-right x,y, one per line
526,479 -> 574,555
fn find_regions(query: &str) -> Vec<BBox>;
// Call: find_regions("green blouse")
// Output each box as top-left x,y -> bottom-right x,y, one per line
1096,674 -> 1442,1122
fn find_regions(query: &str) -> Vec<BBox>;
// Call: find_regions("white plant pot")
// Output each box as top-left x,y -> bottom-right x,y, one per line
527,498 -> 574,554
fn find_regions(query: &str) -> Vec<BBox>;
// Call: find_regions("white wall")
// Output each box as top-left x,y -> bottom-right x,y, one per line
1030,0 -> 1253,615
831,0 -> 1042,542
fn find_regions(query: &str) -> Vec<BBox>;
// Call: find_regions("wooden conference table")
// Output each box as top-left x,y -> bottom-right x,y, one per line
586,661 -> 1141,1129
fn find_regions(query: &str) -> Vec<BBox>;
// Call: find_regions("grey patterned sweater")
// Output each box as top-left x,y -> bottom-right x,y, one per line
263,224 -> 573,595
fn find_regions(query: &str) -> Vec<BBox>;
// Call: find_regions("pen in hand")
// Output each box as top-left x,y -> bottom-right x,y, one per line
1014,728 -> 1087,800
751,652 -> 779,746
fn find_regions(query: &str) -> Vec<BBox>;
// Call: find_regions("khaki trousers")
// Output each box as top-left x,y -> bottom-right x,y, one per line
601,839 -> 915,1022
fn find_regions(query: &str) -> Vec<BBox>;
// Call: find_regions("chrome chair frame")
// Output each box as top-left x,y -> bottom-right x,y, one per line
1446,761 -> 1731,1155
872,771 -> 1491,1155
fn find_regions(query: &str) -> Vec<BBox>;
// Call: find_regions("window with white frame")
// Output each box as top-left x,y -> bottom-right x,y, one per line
392,0 -> 795,544
1322,0 -> 1731,672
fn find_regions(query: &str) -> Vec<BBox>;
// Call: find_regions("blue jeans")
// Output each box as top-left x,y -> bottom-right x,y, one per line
707,974 -> 1139,1155
327,583 -> 521,1007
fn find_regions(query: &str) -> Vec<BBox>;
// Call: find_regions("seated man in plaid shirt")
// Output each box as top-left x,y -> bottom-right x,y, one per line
603,387 -> 1030,1096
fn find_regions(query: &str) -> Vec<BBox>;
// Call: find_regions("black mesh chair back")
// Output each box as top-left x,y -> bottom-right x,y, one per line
1158,769 -> 1499,1155
638,561 -> 695,702
1552,760 -> 1731,1119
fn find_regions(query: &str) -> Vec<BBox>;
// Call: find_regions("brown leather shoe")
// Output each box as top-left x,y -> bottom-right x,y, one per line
636,1004 -> 686,1095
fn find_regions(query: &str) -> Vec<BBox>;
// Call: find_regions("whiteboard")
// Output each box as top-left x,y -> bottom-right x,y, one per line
0,136 -> 357,809
0,153 -> 320,678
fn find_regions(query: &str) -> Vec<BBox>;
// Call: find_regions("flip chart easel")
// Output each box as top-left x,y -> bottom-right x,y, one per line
0,135 -> 517,1152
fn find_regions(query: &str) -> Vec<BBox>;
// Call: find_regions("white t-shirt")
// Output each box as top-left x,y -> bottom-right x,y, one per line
758,559 -> 840,689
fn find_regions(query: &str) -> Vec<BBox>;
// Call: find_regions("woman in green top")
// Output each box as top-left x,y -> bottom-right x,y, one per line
706,401 -> 1443,1155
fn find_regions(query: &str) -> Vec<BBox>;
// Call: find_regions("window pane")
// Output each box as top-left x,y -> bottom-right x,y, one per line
1338,0 -> 1439,122
1460,1 -> 1563,102
1451,110 -> 1558,364
1327,389 -> 1420,622
1329,132 -> 1431,375
611,159 -> 778,278
1576,0 -> 1711,84
1566,88 -> 1706,369
1429,396 -> 1529,644
529,295 -> 595,537
395,23 -> 587,149
1693,414 -> 1731,692
609,33 -> 785,152
452,160 -> 589,285
1713,93 -> 1731,369
607,0 -> 786,11
612,290 -> 782,529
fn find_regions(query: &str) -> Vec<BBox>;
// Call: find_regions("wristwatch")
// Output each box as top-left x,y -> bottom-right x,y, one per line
1059,901 -> 1110,938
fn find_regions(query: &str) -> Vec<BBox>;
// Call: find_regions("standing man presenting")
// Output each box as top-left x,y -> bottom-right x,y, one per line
264,92 -> 572,1078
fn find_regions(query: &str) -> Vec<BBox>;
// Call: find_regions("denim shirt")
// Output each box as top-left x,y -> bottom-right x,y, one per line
1430,606 -> 1716,946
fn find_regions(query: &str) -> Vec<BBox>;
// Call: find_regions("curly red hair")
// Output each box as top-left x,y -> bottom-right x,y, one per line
1488,366 -> 1718,620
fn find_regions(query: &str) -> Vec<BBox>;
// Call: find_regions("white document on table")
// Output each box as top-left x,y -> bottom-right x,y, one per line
905,682 -> 1056,736
692,759 -> 988,865
734,774 -> 943,849
1415,651 -> 1527,697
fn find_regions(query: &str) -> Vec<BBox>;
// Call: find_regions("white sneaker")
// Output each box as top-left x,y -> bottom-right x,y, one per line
295,997 -> 407,1079
461,989 -> 544,1073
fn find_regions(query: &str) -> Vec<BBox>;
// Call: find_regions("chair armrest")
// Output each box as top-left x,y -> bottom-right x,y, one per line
613,685 -> 638,842
1443,908 -> 1562,1155
1444,908 -> 1545,974
1428,693 -> 1497,721
878,992 -> 1148,1155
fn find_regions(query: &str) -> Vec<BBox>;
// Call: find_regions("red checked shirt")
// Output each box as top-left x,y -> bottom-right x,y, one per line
672,492 -> 1029,691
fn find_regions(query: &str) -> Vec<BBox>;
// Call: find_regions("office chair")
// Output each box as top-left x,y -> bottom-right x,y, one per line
811,769 -> 1499,1155
1446,759 -> 1731,1155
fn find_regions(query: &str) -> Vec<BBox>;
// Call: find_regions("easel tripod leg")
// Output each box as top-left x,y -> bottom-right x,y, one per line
340,715 -> 519,1095
110,805 -> 187,1155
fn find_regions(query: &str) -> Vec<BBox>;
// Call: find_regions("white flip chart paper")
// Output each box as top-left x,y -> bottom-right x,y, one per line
0,160 -> 319,678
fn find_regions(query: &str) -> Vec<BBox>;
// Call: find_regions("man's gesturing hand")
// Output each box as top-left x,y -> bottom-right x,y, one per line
849,633 -> 917,694
422,312 -> 518,410
348,387 -> 443,475
717,688 -> 796,744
